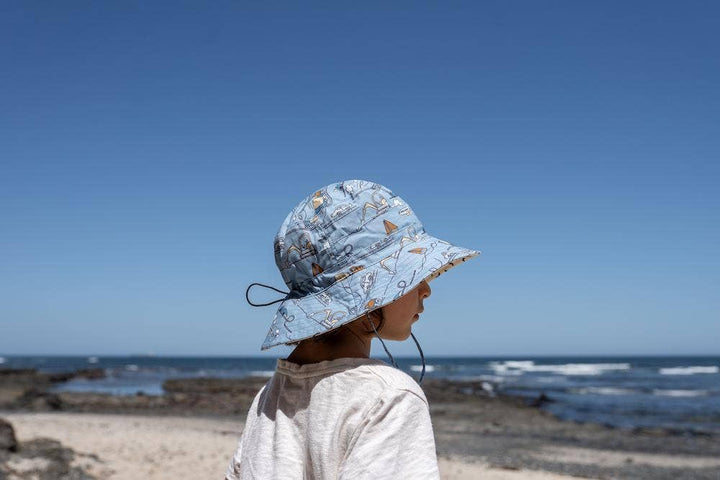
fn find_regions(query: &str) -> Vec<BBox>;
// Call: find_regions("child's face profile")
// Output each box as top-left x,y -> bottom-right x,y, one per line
378,280 -> 431,341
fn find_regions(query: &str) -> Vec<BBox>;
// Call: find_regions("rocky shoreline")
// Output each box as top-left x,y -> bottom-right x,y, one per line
1,416 -> 96,480
1,368 -> 719,479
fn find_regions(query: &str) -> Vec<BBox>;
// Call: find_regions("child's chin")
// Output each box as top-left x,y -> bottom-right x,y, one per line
383,331 -> 411,341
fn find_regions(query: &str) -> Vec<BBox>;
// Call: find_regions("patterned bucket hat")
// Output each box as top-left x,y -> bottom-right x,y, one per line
261,179 -> 480,350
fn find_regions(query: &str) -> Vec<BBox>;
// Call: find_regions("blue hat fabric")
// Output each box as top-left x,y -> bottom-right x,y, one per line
262,179 -> 480,350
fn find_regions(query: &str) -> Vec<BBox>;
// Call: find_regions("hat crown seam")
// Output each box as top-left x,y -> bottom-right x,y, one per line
276,195 -> 412,273
282,223 -> 423,297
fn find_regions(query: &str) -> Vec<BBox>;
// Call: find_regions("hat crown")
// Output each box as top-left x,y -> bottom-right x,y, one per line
274,180 -> 424,297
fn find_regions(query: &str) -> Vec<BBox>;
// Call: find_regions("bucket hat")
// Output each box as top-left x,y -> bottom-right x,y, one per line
260,179 -> 480,350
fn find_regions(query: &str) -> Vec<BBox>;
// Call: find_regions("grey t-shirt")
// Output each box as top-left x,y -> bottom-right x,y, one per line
225,357 -> 440,479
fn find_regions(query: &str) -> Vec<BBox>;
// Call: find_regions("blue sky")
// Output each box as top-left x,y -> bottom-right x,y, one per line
1,1 -> 718,356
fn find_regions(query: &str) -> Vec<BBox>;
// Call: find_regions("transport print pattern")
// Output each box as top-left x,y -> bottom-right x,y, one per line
262,180 -> 479,350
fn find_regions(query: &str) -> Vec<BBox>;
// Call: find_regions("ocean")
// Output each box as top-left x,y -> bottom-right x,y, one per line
2,355 -> 718,435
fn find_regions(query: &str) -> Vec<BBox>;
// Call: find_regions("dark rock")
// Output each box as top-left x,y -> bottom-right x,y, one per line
47,368 -> 104,383
1,437 -> 96,479
0,368 -> 38,377
0,367 -> 105,388
529,393 -> 553,407
0,417 -> 18,452
14,388 -> 64,411
162,376 -> 269,395
47,372 -> 77,383
74,369 -> 106,380
0,368 -> 50,387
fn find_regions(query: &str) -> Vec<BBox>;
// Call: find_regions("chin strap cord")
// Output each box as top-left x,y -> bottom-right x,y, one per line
367,313 -> 426,384
410,332 -> 426,384
369,315 -> 398,369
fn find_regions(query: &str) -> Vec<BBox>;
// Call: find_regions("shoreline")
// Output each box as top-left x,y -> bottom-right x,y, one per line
3,409 -> 719,480
2,371 -> 720,479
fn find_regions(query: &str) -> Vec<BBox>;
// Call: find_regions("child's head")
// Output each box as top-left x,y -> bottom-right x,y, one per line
258,179 -> 479,351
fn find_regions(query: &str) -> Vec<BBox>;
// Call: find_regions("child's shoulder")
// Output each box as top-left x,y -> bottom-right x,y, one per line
355,361 -> 428,404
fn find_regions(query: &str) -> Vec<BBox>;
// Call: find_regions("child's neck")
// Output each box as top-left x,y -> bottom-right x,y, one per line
285,333 -> 371,365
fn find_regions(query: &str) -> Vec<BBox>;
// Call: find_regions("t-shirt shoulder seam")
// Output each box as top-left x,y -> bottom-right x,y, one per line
366,368 -> 428,405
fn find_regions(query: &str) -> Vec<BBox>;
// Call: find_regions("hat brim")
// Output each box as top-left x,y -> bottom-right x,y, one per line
261,232 -> 479,350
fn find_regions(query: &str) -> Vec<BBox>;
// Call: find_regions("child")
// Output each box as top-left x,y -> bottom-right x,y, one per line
226,180 -> 479,479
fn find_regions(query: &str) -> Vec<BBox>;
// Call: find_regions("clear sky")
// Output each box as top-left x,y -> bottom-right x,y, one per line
2,1 -> 718,357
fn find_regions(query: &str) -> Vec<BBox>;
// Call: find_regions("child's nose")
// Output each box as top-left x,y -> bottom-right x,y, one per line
419,280 -> 431,299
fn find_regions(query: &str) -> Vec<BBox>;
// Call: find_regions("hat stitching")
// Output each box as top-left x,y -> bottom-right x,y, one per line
335,179 -> 382,200
281,223 -> 420,298
279,186 -> 396,241
322,192 -> 397,229
276,196 -> 406,282
285,194 -> 401,258
294,217 -> 419,280
275,230 -> 432,312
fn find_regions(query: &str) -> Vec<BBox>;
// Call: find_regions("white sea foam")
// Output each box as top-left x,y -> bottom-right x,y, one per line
410,365 -> 435,373
653,389 -> 709,397
125,364 -> 139,372
249,370 -> 275,378
573,387 -> 638,396
535,376 -> 565,384
87,356 -> 99,364
659,366 -> 719,375
503,360 -> 535,369
0,357 -> 5,364
487,362 -> 525,375
490,360 -> 630,376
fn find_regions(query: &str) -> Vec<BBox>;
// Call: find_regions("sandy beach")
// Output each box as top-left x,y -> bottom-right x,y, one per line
1,372 -> 719,479
3,412 -> 590,480
4,411 -> 720,479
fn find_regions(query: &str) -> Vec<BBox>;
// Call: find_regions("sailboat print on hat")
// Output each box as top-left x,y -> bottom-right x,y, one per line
361,192 -> 389,222
383,219 -> 397,235
312,191 -> 324,210
285,232 -> 317,266
380,249 -> 401,274
309,309 -> 346,329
